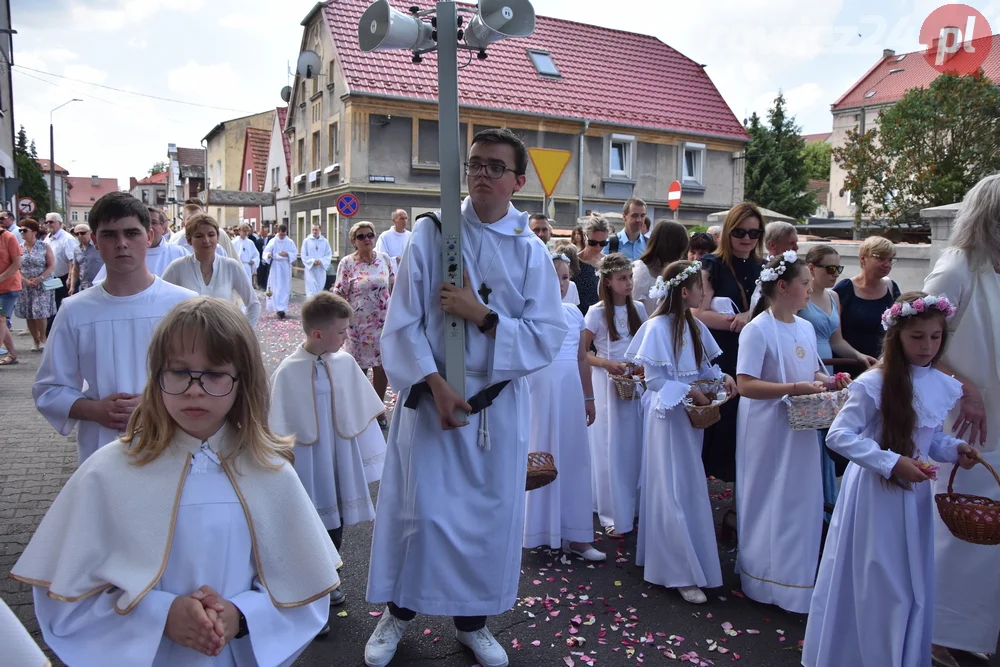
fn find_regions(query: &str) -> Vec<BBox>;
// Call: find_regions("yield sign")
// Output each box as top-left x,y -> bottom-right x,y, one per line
527,148 -> 572,198
668,180 -> 682,211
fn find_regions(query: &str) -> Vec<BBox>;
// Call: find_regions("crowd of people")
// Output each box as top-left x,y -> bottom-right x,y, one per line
1,129 -> 998,667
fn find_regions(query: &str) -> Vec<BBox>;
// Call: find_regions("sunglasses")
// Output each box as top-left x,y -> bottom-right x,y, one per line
587,239 -> 609,247
816,264 -> 844,276
730,228 -> 762,240
354,232 -> 376,241
74,231 -> 90,236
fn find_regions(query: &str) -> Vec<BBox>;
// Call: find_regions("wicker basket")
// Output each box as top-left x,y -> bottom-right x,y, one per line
526,451 -> 558,491
610,363 -> 645,401
685,380 -> 730,430
935,458 -> 1000,546
785,388 -> 850,431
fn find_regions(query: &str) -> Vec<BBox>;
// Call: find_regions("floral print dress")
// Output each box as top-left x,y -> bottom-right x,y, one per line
14,241 -> 55,320
334,251 -> 395,368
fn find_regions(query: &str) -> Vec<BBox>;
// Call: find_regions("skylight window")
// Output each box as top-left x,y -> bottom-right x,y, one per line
528,50 -> 561,77
864,91 -> 877,98
896,54 -> 906,62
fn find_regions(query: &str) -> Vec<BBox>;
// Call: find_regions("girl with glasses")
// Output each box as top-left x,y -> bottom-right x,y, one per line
333,221 -> 396,418
12,297 -> 340,665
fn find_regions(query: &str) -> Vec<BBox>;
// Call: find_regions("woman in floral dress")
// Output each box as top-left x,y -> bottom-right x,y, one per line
14,218 -> 56,351
334,220 -> 395,426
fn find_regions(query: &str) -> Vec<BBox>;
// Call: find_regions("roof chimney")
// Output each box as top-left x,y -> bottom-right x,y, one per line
129,177 -> 138,190
91,175 -> 99,186
883,49 -> 895,58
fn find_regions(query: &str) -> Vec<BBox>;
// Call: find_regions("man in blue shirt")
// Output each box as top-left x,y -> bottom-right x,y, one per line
602,197 -> 647,261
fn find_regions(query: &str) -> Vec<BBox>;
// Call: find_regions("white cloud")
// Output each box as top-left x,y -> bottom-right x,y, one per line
166,61 -> 243,101
63,64 -> 109,85
127,38 -> 148,49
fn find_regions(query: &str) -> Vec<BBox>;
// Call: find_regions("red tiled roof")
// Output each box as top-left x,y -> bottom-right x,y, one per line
243,126 -> 272,192
807,179 -> 830,197
176,147 -> 205,167
801,132 -> 831,144
36,158 -> 69,175
136,171 -> 167,185
833,35 -> 1000,110
276,106 -> 291,178
323,0 -> 747,141
66,177 -> 120,207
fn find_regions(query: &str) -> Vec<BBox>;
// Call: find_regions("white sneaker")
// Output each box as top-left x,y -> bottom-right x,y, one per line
563,541 -> 607,562
364,608 -> 409,667
456,627 -> 509,667
677,586 -> 707,604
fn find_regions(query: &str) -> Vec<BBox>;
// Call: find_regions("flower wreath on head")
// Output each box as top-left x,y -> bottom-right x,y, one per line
598,254 -> 633,276
756,250 -> 799,285
881,294 -> 956,330
648,261 -> 701,300
550,252 -> 570,263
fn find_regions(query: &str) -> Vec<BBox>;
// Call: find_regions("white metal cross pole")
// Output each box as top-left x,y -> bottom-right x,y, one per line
436,0 -> 467,419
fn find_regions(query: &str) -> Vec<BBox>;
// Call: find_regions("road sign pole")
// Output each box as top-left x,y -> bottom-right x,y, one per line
437,0 -> 466,418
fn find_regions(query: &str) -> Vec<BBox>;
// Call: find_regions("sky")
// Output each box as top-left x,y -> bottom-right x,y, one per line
11,0 -> 1000,190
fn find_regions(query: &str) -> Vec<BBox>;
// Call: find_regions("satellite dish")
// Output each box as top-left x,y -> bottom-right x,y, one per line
297,50 -> 323,79
280,86 -> 292,103
464,0 -> 536,49
358,0 -> 435,52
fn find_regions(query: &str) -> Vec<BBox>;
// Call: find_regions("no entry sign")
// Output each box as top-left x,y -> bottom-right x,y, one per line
668,180 -> 682,211
336,193 -> 359,217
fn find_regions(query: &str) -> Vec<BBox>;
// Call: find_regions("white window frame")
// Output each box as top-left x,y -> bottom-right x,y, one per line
71,210 -> 78,221
245,169 -> 253,192
683,142 -> 706,186
609,133 -> 634,180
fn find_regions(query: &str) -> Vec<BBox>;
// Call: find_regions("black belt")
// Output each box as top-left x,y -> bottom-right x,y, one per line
403,379 -> 510,414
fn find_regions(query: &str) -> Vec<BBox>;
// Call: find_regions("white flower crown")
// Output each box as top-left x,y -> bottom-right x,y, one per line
756,250 -> 799,285
649,261 -> 702,300
550,253 -> 570,263
881,294 -> 956,330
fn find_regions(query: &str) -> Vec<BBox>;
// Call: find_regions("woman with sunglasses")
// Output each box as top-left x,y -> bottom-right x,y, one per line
572,214 -> 610,315
832,235 -> 901,364
334,221 -> 396,420
13,218 -> 56,353
692,203 -> 765,537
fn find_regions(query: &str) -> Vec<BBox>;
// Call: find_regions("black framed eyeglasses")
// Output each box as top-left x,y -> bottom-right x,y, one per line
730,228 -> 762,240
159,369 -> 239,397
464,162 -> 515,180
818,264 -> 845,276
587,239 -> 609,247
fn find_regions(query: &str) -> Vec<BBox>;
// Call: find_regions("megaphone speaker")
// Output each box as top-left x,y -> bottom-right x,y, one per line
358,0 -> 436,53
464,0 -> 536,49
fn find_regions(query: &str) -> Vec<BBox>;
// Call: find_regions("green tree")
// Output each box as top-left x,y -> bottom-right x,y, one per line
14,126 -> 51,219
801,141 -> 832,180
833,72 -> 1000,228
149,161 -> 168,176
744,93 -> 816,220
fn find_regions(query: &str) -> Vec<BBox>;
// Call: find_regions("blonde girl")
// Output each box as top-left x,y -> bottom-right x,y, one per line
804,293 -> 979,667
583,252 -> 648,536
523,254 -> 604,561
627,261 -> 737,604
12,297 -> 340,665
735,252 -> 849,613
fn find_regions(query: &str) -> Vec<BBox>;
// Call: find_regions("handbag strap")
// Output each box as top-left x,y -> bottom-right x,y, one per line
723,260 -> 749,312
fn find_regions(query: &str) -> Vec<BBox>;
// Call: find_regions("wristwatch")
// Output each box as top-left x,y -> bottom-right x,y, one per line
478,309 -> 499,333
234,607 -> 249,639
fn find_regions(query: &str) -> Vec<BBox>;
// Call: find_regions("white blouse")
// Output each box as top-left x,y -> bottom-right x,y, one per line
161,253 -> 261,328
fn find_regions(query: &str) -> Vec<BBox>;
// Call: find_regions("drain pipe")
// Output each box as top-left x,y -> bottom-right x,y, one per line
577,119 -> 590,219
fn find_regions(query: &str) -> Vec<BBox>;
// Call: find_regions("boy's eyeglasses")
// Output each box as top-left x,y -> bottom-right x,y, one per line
464,162 -> 514,179
817,264 -> 845,276
730,228 -> 762,240
159,370 -> 238,397
587,239 -> 609,247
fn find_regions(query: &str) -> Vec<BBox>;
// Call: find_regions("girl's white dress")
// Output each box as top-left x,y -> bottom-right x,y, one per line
735,311 -> 825,613
627,314 -> 724,589
523,303 -> 594,548
803,366 -> 964,667
585,302 -> 648,532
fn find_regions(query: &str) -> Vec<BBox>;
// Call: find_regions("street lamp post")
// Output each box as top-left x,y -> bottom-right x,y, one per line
50,99 -> 82,213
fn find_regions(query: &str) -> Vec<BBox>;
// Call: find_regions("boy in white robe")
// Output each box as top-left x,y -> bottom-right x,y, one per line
33,192 -> 195,464
364,128 -> 567,667
91,205 -> 188,283
263,225 -> 297,319
269,292 -> 386,607
300,225 -> 333,298
232,224 -> 261,286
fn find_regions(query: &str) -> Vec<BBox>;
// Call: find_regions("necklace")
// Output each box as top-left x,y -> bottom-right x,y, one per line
473,224 -> 503,305
773,310 -> 807,359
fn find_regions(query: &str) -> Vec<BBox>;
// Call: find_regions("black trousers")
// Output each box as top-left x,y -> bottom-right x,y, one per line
327,526 -> 343,551
323,274 -> 336,291
387,602 -> 486,632
46,275 -> 69,335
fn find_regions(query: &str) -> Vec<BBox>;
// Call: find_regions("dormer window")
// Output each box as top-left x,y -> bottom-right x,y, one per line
528,50 -> 561,78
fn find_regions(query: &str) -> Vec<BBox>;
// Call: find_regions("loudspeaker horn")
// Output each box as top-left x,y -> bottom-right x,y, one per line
464,0 -> 535,49
358,0 -> 435,52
